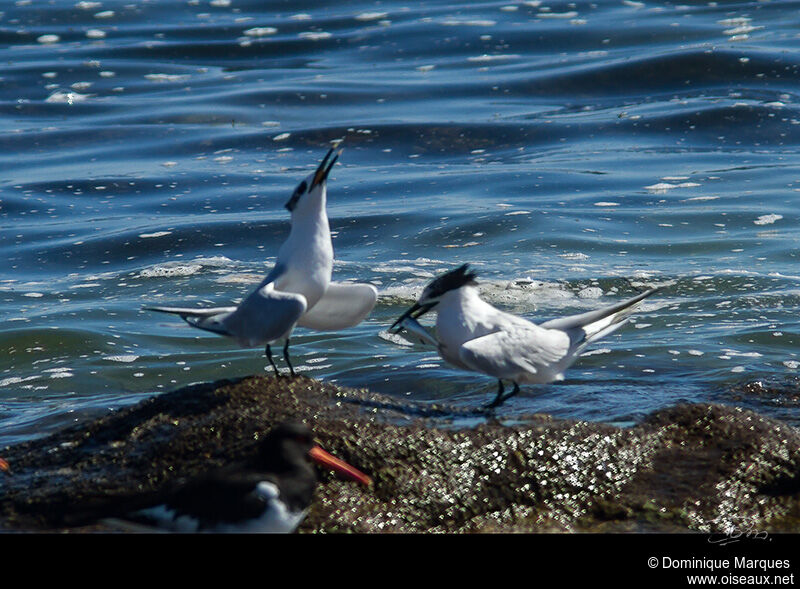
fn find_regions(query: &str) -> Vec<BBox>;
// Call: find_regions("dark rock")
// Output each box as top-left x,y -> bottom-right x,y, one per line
1,375 -> 799,533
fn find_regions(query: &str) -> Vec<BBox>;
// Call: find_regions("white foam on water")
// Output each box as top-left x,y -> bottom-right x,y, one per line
215,273 -> 264,284
244,26 -> 277,36
559,252 -> 589,260
0,376 -> 39,387
138,256 -> 236,279
441,19 -> 497,26
644,182 -> 677,192
138,263 -> 202,278
299,31 -> 332,40
144,73 -> 190,83
538,11 -> 579,18
754,214 -> 782,226
467,54 -> 520,62
356,12 -> 389,21
46,91 -> 91,104
103,355 -> 139,363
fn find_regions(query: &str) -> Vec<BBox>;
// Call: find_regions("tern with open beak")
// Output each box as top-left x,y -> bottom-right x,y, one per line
145,147 -> 378,376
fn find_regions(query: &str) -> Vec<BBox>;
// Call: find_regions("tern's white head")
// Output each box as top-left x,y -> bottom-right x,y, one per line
284,147 -> 342,219
390,264 -> 479,329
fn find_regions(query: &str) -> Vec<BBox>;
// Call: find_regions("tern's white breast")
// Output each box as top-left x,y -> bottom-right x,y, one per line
275,212 -> 333,309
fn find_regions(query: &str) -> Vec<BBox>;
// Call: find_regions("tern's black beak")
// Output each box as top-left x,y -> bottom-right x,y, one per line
311,146 -> 342,189
284,146 -> 343,212
389,301 -> 438,333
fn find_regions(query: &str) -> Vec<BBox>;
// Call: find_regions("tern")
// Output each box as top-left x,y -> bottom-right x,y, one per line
144,147 -> 378,376
391,264 -> 663,408
81,423 -> 372,533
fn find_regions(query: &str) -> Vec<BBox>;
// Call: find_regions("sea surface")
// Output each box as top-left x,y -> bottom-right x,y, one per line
2,0 -> 800,447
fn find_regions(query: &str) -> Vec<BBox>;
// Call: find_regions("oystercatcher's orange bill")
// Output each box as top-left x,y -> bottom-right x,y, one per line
0,458 -> 9,474
308,446 -> 371,486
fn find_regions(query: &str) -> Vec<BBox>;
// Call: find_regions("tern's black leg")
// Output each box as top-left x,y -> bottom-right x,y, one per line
486,380 -> 520,409
499,381 -> 521,405
485,379 -> 506,409
265,344 -> 281,377
283,339 -> 296,377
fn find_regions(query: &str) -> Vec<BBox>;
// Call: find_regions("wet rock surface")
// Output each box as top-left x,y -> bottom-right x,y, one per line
1,375 -> 799,533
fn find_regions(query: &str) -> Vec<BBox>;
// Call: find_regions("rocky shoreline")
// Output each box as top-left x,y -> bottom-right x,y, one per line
1,374 -> 799,533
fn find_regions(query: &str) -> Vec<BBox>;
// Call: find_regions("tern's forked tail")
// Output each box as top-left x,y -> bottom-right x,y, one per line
143,305 -> 235,336
540,286 -> 664,347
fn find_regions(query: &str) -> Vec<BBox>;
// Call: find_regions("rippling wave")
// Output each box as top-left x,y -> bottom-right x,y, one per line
2,0 -> 800,445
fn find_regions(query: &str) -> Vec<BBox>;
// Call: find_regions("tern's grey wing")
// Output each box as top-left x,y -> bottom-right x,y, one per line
459,326 -> 570,381
220,282 -> 307,347
142,265 -> 297,343
295,282 -> 377,330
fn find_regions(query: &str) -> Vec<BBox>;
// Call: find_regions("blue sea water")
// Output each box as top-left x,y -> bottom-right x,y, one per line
1,0 -> 800,447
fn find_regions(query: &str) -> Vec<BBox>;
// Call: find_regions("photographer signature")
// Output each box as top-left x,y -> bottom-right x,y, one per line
708,526 -> 770,546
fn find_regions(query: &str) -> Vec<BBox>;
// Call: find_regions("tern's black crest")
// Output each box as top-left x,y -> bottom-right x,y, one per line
284,180 -> 308,212
425,264 -> 478,298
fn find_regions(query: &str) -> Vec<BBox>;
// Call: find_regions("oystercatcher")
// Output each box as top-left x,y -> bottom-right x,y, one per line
104,422 -> 371,533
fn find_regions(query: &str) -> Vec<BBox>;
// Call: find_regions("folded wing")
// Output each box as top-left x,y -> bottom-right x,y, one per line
144,264 -> 306,347
296,282 -> 377,330
221,282 -> 307,347
459,326 -> 570,381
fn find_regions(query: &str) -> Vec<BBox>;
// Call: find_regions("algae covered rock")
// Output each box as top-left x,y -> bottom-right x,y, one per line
1,375 -> 799,533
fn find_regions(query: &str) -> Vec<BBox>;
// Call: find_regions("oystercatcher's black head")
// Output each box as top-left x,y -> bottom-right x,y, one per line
285,146 -> 342,212
256,422 -> 371,486
390,264 -> 478,332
